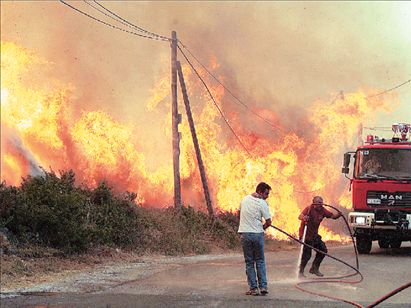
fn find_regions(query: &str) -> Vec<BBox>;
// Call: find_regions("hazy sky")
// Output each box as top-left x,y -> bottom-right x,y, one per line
2,1 -> 410,131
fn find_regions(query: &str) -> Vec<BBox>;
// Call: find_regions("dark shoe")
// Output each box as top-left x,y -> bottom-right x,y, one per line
260,288 -> 268,295
309,267 -> 324,277
298,271 -> 306,279
245,288 -> 259,296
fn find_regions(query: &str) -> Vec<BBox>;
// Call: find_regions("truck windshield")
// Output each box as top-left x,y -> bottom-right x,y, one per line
355,148 -> 411,179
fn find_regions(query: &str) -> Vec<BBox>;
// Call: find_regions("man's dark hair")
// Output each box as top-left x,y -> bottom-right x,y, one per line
256,182 -> 271,194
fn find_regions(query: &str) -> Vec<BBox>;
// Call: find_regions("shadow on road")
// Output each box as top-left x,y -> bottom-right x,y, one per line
371,246 -> 411,257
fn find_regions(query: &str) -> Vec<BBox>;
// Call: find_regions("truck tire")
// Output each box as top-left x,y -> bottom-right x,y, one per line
378,239 -> 390,249
390,239 -> 402,249
356,236 -> 372,254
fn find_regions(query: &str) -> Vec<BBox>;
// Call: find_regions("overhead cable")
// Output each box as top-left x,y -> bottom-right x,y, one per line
83,0 -> 139,33
178,41 -> 285,135
90,0 -> 171,41
59,0 -> 169,42
178,45 -> 251,155
367,78 -> 411,98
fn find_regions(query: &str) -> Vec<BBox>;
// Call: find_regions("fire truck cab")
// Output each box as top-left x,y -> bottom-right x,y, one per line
342,123 -> 411,254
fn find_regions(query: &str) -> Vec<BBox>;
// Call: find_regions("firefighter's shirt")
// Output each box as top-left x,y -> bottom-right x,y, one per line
299,205 -> 333,241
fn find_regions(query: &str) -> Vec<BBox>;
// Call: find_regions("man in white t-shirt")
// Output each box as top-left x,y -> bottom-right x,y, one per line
238,182 -> 272,296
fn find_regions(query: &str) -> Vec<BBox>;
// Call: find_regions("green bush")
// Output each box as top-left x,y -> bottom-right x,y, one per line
6,170 -> 92,252
0,170 -> 241,255
0,183 -> 19,228
89,182 -> 147,249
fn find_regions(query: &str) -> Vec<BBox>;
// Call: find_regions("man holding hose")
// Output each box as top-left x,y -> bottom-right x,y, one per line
238,182 -> 272,296
298,196 -> 342,278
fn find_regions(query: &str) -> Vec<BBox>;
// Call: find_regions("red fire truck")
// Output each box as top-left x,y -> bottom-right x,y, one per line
342,123 -> 411,254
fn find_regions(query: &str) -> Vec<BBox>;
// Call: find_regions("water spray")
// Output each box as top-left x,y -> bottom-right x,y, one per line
295,223 -> 307,279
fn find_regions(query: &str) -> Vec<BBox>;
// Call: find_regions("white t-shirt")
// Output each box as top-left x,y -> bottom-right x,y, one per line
238,194 -> 272,233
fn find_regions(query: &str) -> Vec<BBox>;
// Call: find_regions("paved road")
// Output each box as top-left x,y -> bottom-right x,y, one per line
2,243 -> 410,307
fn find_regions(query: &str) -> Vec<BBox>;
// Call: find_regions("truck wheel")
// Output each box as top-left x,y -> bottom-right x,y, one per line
390,239 -> 402,249
378,239 -> 390,249
356,236 -> 372,254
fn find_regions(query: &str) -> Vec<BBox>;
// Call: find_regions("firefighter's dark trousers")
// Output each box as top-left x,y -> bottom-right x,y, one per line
299,235 -> 327,272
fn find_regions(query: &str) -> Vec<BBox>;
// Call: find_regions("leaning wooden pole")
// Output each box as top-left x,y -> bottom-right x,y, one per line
177,61 -> 214,217
171,31 -> 181,211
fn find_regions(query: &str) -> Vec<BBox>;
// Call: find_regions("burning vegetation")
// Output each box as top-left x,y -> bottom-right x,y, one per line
0,41 -> 398,242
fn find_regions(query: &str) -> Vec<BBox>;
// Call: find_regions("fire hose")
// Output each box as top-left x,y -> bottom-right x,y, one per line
269,204 -> 410,307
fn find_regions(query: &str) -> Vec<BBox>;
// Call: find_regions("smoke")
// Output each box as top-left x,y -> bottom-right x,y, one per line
0,126 -> 43,181
1,2 -> 410,212
9,133 -> 43,177
2,2 -> 410,127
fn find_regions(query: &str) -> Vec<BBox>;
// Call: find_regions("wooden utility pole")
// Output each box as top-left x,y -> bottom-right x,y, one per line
171,31 -> 181,211
177,61 -> 214,217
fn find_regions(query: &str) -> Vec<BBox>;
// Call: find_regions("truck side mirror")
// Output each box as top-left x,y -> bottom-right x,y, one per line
342,153 -> 351,174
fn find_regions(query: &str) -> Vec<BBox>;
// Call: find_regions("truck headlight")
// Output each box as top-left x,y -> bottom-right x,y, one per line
354,216 -> 367,225
349,212 -> 374,227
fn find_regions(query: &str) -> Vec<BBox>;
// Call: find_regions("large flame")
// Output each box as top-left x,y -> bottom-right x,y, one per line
1,41 -> 396,241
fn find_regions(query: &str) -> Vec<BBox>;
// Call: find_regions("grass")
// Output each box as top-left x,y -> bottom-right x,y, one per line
0,169 -> 303,290
0,170 -> 241,255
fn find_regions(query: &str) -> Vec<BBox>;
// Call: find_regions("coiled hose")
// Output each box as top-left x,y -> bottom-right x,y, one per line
270,203 -> 410,307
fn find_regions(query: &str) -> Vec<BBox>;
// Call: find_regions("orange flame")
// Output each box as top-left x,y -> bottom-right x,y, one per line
1,41 -> 396,241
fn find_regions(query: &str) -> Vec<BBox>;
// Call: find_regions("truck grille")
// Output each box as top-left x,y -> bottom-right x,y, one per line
374,210 -> 406,223
366,191 -> 411,208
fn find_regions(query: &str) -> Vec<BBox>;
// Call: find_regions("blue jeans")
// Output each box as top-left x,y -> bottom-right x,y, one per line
240,232 -> 267,290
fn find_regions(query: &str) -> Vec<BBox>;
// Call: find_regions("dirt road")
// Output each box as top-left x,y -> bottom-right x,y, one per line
2,244 -> 410,307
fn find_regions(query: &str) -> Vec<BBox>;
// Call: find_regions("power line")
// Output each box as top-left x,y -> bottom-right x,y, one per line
179,40 -> 411,128
83,0 -> 138,33
61,1 -> 251,156
59,0 -> 170,42
178,41 -> 285,135
367,78 -> 411,98
61,0 -> 411,157
90,0 -> 171,41
177,45 -> 251,155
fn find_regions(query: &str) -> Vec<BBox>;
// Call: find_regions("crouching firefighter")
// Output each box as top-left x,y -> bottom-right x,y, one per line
298,196 -> 341,278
